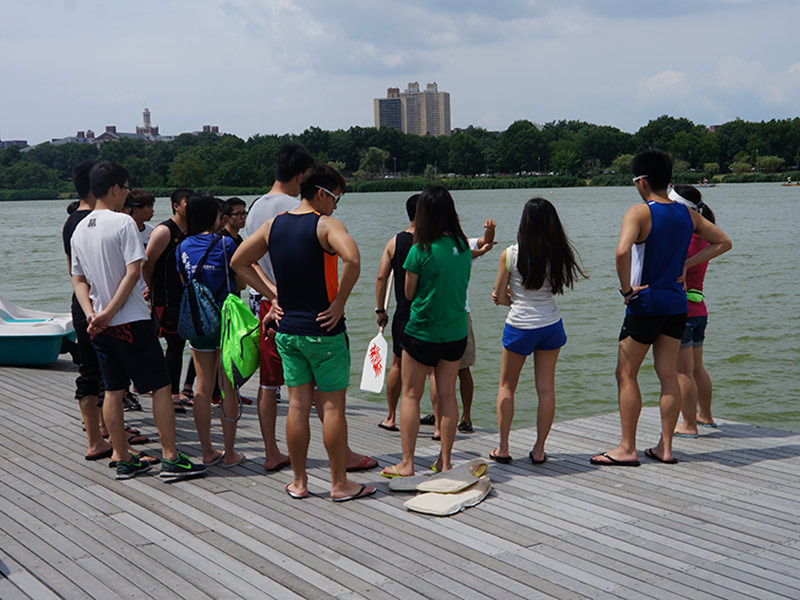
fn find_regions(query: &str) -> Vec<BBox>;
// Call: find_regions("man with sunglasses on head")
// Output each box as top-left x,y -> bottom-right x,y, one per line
233,163 -> 375,502
591,149 -> 731,469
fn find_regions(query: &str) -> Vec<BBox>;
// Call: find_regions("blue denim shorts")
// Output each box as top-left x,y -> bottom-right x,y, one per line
502,320 -> 567,355
681,316 -> 707,348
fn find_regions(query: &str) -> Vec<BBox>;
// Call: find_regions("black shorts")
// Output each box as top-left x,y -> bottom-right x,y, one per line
391,311 -> 410,357
619,313 -> 687,345
71,296 -> 104,402
402,333 -> 467,367
91,320 -> 171,393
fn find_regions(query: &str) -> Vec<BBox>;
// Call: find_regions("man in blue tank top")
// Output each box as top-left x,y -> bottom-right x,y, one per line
232,164 -> 376,503
592,149 -> 731,467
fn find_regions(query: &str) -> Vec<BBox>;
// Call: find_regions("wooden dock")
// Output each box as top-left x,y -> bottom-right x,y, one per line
2,359 -> 800,599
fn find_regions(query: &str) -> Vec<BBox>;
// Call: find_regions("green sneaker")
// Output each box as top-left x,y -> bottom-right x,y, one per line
158,452 -> 207,481
116,456 -> 152,480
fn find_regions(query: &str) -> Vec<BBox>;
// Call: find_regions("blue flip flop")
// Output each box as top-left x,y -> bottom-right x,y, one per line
674,432 -> 699,438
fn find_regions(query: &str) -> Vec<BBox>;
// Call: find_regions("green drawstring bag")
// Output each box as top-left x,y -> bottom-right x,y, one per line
220,293 -> 260,391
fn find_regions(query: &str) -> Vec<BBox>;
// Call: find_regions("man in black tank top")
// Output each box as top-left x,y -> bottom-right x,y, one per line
143,188 -> 192,408
232,164 -> 376,503
374,194 -> 419,431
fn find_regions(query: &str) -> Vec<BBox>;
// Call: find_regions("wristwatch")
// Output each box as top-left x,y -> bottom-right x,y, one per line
619,288 -> 634,297
375,308 -> 386,314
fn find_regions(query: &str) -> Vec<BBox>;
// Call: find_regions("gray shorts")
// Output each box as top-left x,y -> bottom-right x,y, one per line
459,314 -> 476,369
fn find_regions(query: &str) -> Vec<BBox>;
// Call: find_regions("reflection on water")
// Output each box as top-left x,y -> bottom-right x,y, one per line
4,182 -> 799,432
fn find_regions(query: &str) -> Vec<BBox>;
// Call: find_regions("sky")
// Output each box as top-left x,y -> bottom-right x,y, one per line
2,0 -> 799,145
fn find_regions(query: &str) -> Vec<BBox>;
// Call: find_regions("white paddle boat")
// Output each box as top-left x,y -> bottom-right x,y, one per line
0,295 -> 75,366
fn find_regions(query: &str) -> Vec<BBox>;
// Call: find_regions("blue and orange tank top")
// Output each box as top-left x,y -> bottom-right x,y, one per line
627,201 -> 693,316
269,211 -> 345,336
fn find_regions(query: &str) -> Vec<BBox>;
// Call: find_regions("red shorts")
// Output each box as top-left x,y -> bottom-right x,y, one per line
259,300 -> 284,388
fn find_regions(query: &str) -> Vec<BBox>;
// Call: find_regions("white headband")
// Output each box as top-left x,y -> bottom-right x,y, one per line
669,188 -> 700,211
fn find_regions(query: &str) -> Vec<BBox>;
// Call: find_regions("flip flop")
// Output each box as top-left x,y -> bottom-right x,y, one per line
381,465 -> 408,479
699,421 -> 717,428
529,451 -> 547,465
673,432 -> 699,438
101,425 -> 141,438
431,460 -> 441,473
590,452 -> 640,467
644,448 -> 678,464
488,449 -> 512,464
332,484 -> 376,503
378,422 -> 399,432
431,434 -> 441,441
85,448 -> 113,461
203,451 -> 225,467
127,433 -> 150,445
347,456 -> 378,472
284,482 -> 307,499
265,457 -> 291,472
221,452 -> 246,468
420,414 -> 435,425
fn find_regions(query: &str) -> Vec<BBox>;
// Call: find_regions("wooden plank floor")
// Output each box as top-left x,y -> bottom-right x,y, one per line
2,359 -> 800,599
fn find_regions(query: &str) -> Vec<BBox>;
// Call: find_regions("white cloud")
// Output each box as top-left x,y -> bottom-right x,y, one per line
759,62 -> 800,104
637,71 -> 691,101
713,56 -> 765,92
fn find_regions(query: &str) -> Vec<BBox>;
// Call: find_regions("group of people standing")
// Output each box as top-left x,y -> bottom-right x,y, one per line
373,148 -> 731,474
62,143 -> 730,504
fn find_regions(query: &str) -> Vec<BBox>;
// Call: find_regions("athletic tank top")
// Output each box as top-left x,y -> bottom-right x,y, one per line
269,211 -> 345,336
627,201 -> 693,315
152,218 -> 185,307
391,231 -> 413,318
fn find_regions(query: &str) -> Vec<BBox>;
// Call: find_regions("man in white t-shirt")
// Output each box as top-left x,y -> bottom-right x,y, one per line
71,161 -> 205,482
243,142 -> 378,473
125,189 -> 155,248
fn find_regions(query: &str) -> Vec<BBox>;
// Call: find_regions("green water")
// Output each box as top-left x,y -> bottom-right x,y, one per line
2,183 -> 798,432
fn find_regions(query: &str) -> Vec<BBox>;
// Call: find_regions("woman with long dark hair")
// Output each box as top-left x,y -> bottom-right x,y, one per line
176,193 -> 245,467
671,185 -> 719,436
381,185 -> 472,477
490,197 -> 585,464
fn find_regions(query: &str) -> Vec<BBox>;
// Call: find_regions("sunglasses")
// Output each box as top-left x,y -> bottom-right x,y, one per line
632,175 -> 648,184
315,185 -> 342,205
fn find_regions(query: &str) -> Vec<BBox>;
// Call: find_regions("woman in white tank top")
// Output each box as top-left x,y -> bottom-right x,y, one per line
490,198 -> 585,465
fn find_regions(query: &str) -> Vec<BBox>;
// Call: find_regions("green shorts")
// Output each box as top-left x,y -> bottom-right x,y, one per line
275,332 -> 350,392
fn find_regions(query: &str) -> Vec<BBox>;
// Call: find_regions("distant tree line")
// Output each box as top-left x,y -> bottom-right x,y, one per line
1,115 -> 799,194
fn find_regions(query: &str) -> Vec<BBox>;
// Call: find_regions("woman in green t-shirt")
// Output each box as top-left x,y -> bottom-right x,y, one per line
381,186 -> 472,478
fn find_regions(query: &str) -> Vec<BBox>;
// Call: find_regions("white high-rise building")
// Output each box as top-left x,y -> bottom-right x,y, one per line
374,82 -> 451,136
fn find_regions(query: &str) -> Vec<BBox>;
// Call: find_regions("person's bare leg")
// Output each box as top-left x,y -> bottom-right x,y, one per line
312,391 -> 375,470
319,389 -> 376,499
495,349 -> 526,458
458,367 -> 474,424
285,382 -> 314,497
432,358 -> 461,472
191,350 -> 223,464
649,334 -> 682,462
675,345 -> 699,436
152,384 -> 178,460
694,346 -> 714,425
592,337 -> 649,463
218,362 -> 243,465
81,395 -> 111,457
382,351 -> 427,476
380,353 -> 402,429
258,386 -> 289,470
103,389 -> 131,464
531,348 -> 560,462
430,370 -> 441,439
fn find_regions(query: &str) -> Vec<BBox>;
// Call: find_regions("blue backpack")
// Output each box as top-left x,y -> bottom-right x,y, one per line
177,235 -> 224,340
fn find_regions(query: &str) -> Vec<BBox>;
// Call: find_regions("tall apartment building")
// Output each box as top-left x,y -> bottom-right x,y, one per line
374,82 -> 451,136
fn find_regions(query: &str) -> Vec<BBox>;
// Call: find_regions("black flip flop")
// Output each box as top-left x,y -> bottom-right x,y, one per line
590,452 -> 640,467
378,422 -> 399,432
529,451 -> 548,465
645,448 -> 678,464
489,449 -> 512,464
85,448 -> 113,461
331,484 -> 376,503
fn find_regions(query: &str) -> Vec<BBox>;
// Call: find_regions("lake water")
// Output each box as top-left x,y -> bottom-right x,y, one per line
2,183 -> 798,432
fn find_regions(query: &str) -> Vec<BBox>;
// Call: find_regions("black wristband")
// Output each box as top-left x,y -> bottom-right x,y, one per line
375,308 -> 386,314
619,288 -> 634,297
